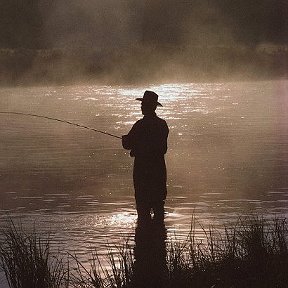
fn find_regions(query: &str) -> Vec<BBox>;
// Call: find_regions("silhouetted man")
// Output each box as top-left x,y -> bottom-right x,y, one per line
122,91 -> 169,222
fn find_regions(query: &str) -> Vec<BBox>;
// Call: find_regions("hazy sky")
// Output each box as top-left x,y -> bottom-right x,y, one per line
0,0 -> 287,50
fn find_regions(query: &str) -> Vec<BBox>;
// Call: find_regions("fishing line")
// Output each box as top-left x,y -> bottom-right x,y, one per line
0,111 -> 122,139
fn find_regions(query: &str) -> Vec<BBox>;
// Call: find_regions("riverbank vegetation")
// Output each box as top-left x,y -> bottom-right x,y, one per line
0,216 -> 287,287
0,46 -> 287,86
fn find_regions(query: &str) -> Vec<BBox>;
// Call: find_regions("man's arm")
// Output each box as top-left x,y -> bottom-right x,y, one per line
157,120 -> 169,155
122,121 -> 139,153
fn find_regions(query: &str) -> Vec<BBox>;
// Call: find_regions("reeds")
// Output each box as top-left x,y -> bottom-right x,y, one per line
0,220 -> 68,288
166,216 -> 288,288
0,216 -> 287,288
69,243 -> 134,288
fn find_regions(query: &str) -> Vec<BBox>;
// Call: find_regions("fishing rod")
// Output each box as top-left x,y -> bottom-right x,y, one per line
0,111 -> 122,139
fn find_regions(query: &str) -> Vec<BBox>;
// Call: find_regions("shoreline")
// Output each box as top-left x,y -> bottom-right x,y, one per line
0,215 -> 287,288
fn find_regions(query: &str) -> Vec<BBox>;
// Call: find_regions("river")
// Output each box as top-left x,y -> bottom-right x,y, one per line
0,80 -> 288,284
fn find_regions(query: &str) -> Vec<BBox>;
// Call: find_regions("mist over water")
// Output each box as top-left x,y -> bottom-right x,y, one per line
1,1 -> 288,85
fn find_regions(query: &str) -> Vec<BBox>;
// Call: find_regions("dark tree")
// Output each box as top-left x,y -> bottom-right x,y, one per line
0,0 -> 52,49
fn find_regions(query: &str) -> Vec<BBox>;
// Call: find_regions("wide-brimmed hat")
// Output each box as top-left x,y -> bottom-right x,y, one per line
136,90 -> 163,107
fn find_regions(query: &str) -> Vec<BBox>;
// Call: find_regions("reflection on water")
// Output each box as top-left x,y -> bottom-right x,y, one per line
0,81 -> 288,280
133,221 -> 167,288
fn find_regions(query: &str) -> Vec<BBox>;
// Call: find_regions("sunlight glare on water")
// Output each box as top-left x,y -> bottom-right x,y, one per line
110,212 -> 137,226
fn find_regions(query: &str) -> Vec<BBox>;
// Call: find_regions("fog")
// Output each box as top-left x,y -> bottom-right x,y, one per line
0,0 -> 288,84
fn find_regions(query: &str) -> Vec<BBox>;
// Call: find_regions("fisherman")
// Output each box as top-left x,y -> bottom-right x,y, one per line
122,91 -> 169,222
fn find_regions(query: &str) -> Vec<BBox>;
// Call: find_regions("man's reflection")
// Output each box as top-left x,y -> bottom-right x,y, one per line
132,220 -> 168,288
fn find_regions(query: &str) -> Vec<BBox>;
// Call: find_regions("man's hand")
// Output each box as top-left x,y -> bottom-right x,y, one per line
122,135 -> 131,150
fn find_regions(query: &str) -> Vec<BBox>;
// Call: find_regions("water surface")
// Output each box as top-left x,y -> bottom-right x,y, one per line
0,81 -> 288,282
